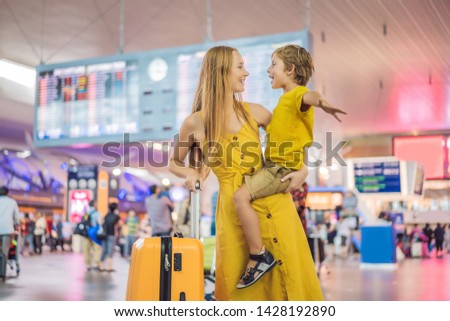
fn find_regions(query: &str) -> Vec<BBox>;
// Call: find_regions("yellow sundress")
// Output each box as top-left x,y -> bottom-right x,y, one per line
208,102 -> 324,300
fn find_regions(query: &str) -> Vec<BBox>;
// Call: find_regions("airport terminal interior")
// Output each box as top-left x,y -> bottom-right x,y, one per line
1,0 -> 450,301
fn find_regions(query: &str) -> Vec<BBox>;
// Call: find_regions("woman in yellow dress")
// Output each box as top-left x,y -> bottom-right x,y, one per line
169,46 -> 323,300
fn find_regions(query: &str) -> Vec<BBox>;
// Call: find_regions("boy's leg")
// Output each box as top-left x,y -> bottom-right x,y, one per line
234,184 -> 263,256
234,183 -> 277,289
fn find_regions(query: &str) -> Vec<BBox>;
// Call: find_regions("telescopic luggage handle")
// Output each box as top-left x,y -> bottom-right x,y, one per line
190,181 -> 201,239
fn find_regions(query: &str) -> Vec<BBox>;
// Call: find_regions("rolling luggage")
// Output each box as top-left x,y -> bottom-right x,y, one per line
411,241 -> 426,258
7,235 -> 20,278
126,183 -> 204,301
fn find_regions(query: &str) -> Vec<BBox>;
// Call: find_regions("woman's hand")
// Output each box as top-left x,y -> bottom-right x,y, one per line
281,166 -> 309,194
184,173 -> 203,192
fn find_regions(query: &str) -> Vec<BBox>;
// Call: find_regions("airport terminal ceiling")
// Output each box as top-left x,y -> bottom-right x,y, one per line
0,0 -> 449,149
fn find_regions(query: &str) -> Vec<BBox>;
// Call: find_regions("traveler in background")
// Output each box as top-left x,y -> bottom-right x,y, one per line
159,186 -> 174,212
125,209 -> 139,257
434,223 -> 445,258
54,215 -> 65,251
146,185 -> 174,237
291,183 -> 308,234
82,200 -> 102,271
0,186 -> 19,255
33,212 -> 47,255
138,213 -> 151,238
20,213 -> 35,255
423,223 -> 433,252
45,214 -> 55,251
99,202 -> 120,272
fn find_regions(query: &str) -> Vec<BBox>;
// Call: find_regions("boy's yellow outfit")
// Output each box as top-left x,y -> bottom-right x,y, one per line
245,85 -> 314,199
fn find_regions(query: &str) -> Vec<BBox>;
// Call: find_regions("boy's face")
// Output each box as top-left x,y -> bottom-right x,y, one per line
267,54 -> 293,89
230,50 -> 249,93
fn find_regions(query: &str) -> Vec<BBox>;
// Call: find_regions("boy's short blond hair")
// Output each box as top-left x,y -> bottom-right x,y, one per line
273,45 -> 314,86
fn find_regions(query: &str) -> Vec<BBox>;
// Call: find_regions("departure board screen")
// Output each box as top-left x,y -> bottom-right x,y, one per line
354,161 -> 402,193
36,60 -> 139,142
34,30 -> 310,147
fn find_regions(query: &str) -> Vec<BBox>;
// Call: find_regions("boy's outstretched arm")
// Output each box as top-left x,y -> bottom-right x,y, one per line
301,91 -> 347,122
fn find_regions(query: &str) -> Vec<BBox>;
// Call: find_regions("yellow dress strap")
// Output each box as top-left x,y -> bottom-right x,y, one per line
241,102 -> 260,134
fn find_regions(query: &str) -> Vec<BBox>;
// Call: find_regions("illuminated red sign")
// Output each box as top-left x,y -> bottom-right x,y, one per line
69,189 -> 93,223
393,135 -> 448,180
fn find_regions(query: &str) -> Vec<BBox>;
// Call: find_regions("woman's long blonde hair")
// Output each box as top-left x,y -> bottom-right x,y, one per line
191,46 -> 255,161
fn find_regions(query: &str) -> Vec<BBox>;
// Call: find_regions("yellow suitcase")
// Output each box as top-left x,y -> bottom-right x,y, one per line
126,236 -> 204,300
126,182 -> 204,301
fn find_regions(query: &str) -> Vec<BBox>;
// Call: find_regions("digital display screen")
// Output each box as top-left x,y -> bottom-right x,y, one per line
36,61 -> 139,142
34,30 -> 310,147
306,192 -> 343,210
354,161 -> 401,193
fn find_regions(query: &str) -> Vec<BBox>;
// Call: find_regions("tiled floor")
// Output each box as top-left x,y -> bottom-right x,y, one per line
320,254 -> 450,300
1,249 -> 449,301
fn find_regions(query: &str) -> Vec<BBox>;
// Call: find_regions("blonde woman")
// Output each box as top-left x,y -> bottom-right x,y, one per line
169,46 -> 323,300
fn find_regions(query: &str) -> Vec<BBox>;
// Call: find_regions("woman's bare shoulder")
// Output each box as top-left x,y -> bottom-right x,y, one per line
182,112 -> 204,130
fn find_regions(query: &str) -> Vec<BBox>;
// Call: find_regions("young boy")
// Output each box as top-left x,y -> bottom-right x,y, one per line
234,44 -> 346,289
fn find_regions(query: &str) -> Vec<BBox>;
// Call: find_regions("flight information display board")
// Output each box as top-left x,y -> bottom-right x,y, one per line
354,161 -> 402,193
34,30 -> 310,147
37,61 -> 139,142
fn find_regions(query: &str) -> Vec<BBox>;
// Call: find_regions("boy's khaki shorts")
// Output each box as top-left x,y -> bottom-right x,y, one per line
244,161 -> 295,200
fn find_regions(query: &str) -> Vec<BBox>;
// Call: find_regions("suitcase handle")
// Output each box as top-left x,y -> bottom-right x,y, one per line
190,181 -> 201,239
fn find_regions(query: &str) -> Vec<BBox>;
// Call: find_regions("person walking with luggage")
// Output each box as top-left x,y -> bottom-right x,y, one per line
169,46 -> 323,300
0,186 -> 19,256
146,185 -> 174,237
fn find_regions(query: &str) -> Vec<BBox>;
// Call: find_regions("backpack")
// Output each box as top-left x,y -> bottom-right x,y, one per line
74,210 -> 94,237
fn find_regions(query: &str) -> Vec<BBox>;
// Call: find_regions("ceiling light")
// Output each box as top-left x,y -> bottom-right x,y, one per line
16,150 -> 31,158
153,143 -> 163,151
169,186 -> 188,202
161,178 -> 170,186
112,168 -> 122,176
0,59 -> 36,88
319,166 -> 329,175
330,163 -> 339,171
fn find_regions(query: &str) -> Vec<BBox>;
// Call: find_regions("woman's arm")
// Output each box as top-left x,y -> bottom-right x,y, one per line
168,113 -> 205,191
248,103 -> 272,130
